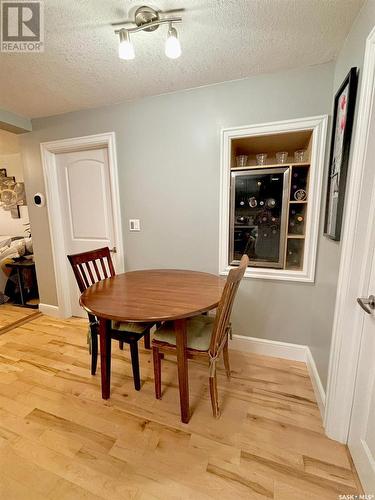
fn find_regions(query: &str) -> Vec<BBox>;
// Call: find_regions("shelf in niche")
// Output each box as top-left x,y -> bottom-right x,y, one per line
289,200 -> 308,204
286,237 -> 305,270
286,264 -> 303,271
287,234 -> 305,239
231,162 -> 310,171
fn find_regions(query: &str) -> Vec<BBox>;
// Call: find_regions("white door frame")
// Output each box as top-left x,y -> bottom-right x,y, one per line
325,26 -> 375,443
40,132 -> 124,318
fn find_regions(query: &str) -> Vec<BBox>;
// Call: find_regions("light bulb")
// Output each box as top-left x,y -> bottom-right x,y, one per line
165,25 -> 181,59
118,29 -> 135,60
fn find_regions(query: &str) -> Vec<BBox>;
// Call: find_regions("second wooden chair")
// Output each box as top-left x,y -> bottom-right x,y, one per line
67,247 -> 154,391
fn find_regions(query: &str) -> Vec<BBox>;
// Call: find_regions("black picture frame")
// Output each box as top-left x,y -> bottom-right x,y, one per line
324,67 -> 358,241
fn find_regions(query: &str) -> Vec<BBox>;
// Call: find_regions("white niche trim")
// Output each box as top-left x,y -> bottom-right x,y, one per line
219,115 -> 328,282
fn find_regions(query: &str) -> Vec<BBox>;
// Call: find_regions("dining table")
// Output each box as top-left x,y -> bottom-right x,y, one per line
80,269 -> 225,423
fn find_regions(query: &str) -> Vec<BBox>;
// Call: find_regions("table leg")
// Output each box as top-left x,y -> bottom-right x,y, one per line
174,318 -> 189,423
16,268 -> 25,305
99,318 -> 111,400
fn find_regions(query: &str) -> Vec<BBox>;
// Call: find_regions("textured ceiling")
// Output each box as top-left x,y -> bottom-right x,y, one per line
0,0 -> 364,118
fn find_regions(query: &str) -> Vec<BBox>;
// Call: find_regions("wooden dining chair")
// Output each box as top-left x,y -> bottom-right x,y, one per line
67,247 -> 154,391
152,254 -> 249,417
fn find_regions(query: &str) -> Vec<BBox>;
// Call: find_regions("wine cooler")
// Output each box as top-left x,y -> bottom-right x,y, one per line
230,168 -> 290,268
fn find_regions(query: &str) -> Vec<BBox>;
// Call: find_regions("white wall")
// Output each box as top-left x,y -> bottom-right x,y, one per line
0,129 -> 29,237
21,62 -> 337,387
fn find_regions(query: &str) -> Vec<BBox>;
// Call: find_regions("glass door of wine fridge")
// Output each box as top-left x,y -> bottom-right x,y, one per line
230,167 -> 290,268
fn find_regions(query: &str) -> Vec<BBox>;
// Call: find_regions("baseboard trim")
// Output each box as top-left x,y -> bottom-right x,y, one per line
230,334 -> 307,361
306,346 -> 326,417
38,303 -> 61,318
230,334 -> 326,417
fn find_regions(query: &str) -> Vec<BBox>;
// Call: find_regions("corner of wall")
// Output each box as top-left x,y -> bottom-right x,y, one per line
230,334 -> 326,419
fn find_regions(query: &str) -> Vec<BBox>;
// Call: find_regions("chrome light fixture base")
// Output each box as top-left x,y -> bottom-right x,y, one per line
134,6 -> 160,32
113,5 -> 183,60
112,5 -> 182,34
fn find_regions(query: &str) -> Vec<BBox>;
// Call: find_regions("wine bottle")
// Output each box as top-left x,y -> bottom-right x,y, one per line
236,215 -> 248,224
288,249 -> 300,266
248,196 -> 257,208
287,243 -> 302,267
289,212 -> 304,234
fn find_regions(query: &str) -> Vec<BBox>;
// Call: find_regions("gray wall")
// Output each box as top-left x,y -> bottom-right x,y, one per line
21,62 -> 337,387
308,0 -> 375,387
334,0 -> 375,90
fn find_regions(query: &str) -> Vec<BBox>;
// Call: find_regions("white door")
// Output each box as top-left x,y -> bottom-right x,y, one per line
350,240 -> 375,493
348,107 -> 375,492
56,148 -> 117,317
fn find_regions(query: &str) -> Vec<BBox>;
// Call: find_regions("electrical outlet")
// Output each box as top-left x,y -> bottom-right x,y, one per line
129,219 -> 140,231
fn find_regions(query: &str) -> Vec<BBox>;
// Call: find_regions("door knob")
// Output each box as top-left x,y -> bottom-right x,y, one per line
109,247 -> 117,254
357,295 -> 375,314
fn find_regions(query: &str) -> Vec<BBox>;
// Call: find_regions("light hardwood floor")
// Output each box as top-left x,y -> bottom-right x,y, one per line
0,304 -> 41,333
0,315 -> 362,499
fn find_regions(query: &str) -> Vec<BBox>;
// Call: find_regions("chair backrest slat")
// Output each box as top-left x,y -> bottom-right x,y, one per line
209,254 -> 249,355
99,258 -> 109,279
85,261 -> 95,285
78,263 -> 90,289
92,259 -> 101,282
67,247 -> 115,293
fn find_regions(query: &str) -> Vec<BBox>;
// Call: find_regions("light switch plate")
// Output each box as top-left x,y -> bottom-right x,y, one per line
129,219 -> 140,231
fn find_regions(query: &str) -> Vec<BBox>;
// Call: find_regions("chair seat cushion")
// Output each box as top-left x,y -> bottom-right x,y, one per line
111,320 -> 151,334
153,315 -> 214,351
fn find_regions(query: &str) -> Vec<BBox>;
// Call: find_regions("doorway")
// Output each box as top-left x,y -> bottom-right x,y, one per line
349,212 -> 375,493
325,26 -> 375,494
40,132 -> 124,318
0,128 -> 41,332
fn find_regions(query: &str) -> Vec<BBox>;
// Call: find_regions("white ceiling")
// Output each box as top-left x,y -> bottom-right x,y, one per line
0,0 -> 364,118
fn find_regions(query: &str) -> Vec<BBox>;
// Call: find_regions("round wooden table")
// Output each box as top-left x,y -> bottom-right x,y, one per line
80,270 -> 225,423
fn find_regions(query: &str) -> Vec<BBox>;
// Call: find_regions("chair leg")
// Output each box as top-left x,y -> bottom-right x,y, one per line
223,339 -> 231,379
209,369 -> 220,418
144,330 -> 151,350
91,330 -> 98,376
152,346 -> 162,399
129,341 -> 141,391
119,341 -> 124,350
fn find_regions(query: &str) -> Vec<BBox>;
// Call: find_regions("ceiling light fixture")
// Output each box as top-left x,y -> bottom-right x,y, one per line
118,29 -> 135,60
112,5 -> 183,61
165,23 -> 181,59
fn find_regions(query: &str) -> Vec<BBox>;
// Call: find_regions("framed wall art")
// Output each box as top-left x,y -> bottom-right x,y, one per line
324,67 -> 358,241
0,168 -> 27,219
